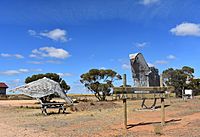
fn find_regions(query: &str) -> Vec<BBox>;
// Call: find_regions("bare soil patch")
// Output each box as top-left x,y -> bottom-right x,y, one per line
0,96 -> 200,137
74,101 -> 121,111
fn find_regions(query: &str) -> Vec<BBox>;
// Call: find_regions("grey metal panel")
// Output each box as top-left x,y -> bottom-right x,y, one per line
129,53 -> 160,89
9,77 -> 73,105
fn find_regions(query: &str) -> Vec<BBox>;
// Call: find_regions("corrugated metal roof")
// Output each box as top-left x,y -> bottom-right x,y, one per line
0,83 -> 8,88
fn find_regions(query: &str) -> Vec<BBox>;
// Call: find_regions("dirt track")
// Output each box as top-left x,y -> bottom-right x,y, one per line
0,97 -> 200,137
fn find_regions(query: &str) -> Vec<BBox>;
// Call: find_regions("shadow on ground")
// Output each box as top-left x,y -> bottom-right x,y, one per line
42,111 -> 72,116
127,119 -> 182,129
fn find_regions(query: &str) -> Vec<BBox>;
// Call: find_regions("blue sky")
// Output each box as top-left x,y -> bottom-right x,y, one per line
1,0 -> 200,94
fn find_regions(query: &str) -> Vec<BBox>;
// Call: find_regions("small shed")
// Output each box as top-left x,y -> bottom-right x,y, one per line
0,83 -> 8,95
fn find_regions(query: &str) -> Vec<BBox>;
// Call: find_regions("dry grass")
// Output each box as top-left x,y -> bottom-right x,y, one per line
0,96 -> 200,137
153,124 -> 163,135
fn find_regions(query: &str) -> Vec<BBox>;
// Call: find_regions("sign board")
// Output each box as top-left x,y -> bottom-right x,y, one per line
185,89 -> 192,95
113,86 -> 174,94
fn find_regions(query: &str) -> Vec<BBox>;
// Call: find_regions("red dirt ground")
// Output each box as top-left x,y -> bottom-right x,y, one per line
0,97 -> 200,137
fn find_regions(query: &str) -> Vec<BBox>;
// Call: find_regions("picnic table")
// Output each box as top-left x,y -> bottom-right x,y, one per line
40,102 -> 66,115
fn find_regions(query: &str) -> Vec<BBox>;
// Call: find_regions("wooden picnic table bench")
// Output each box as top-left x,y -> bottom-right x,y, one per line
40,102 -> 66,115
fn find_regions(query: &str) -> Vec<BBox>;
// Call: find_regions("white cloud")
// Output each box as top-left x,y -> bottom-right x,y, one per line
40,29 -> 68,42
118,58 -> 128,63
18,69 -> 29,73
0,53 -> 10,57
134,42 -> 147,48
28,30 -> 37,36
122,64 -> 131,69
155,60 -> 168,65
170,22 -> 200,36
30,47 -> 70,59
140,0 -> 160,5
31,69 -> 43,72
0,68 -> 42,76
167,55 -> 176,60
99,67 -> 106,70
6,79 -> 22,89
28,61 -> 43,64
46,60 -> 62,64
12,79 -> 21,83
68,80 -> 88,94
0,53 -> 24,59
29,54 -> 38,58
28,29 -> 70,42
0,70 -> 21,75
14,54 -> 24,59
28,60 -> 62,65
57,73 -> 72,77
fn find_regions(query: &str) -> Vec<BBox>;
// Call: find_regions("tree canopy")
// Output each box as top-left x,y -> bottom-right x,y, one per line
80,69 -> 122,101
163,66 -> 200,96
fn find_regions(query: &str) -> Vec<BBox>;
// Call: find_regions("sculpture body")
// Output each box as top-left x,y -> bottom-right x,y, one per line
10,77 -> 73,106
129,53 -> 160,88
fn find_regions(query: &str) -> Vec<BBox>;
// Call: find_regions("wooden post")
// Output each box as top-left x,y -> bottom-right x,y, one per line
160,74 -> 165,126
123,74 -> 127,129
182,87 -> 184,100
161,98 -> 165,126
160,74 -> 163,88
123,98 -> 127,129
123,74 -> 127,98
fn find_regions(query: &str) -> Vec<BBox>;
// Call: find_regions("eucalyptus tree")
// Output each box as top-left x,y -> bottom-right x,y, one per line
80,69 -> 122,101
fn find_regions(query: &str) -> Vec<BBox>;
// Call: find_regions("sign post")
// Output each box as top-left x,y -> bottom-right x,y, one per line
113,74 -> 175,129
160,74 -> 165,126
123,74 -> 127,129
161,98 -> 165,126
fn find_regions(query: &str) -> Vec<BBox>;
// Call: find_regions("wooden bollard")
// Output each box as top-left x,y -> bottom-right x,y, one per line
161,98 -> 165,126
123,98 -> 127,129
123,74 -> 127,129
160,74 -> 165,126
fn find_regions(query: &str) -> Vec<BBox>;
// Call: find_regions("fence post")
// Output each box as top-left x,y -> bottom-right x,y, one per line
160,74 -> 163,88
160,74 -> 165,126
161,98 -> 165,126
123,74 -> 127,129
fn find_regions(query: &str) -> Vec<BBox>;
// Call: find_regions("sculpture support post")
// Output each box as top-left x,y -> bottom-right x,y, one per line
123,74 -> 127,129
123,74 -> 127,88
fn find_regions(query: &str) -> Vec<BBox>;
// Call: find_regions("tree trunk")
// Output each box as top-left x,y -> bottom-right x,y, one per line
94,92 -> 106,101
94,92 -> 101,101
